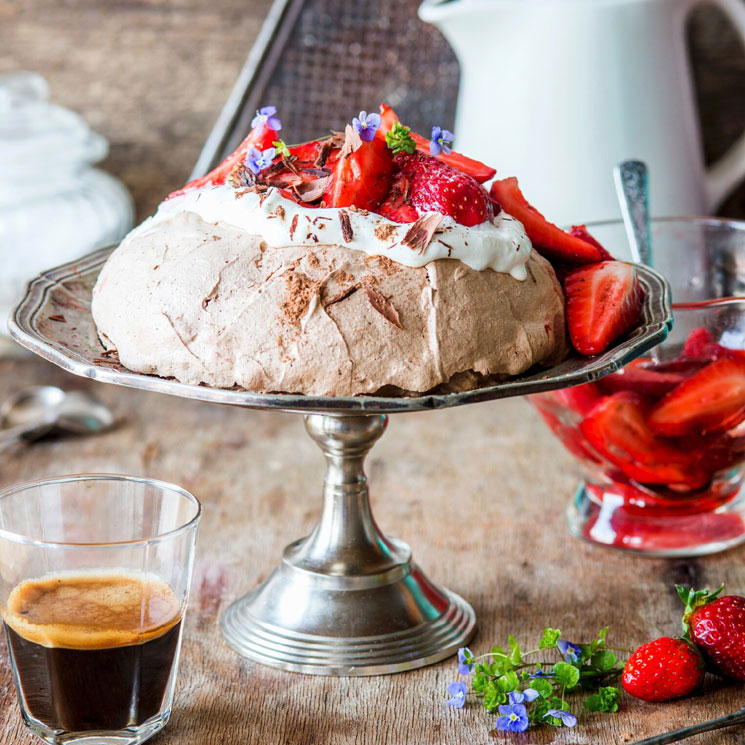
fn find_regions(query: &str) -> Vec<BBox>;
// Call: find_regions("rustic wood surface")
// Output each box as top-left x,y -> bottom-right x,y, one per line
0,357 -> 744,745
3,1 -> 745,743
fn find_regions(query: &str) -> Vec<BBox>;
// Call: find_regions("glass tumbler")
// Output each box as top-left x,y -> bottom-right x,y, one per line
0,474 -> 201,745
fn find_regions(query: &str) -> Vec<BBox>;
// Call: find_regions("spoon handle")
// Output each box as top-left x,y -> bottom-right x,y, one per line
631,706 -> 745,745
614,160 -> 652,266
0,423 -> 37,451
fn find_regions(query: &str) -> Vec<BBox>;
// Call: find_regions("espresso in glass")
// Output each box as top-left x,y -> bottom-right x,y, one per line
0,475 -> 200,745
3,572 -> 183,733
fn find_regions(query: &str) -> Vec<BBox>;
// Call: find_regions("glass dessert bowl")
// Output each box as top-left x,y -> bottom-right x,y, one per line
531,217 -> 745,556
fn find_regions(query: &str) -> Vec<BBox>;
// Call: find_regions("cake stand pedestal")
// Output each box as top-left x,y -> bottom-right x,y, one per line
9,245 -> 671,676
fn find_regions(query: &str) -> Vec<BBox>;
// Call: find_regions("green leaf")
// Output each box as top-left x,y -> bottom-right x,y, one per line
597,627 -> 608,645
384,122 -> 416,155
491,645 -> 506,660
472,671 -> 487,693
483,682 -> 506,712
584,686 -> 620,713
531,678 -> 553,699
508,634 -> 522,665
529,700 -> 552,722
495,670 -> 520,694
591,651 -> 618,672
539,628 -> 561,649
552,662 -> 580,689
272,139 -> 291,158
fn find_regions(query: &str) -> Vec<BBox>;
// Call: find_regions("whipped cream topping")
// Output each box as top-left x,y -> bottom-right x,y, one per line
134,185 -> 532,280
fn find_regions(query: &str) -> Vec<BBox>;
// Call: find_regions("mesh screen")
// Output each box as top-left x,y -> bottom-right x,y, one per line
232,0 -> 459,148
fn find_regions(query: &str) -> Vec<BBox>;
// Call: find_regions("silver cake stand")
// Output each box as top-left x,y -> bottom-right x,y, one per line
9,245 -> 671,676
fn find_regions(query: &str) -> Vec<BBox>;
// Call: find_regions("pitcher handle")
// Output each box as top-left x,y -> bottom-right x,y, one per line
696,0 -> 745,210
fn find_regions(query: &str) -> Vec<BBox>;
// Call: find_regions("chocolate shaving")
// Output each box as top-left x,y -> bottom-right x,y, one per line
325,284 -> 359,307
338,210 -> 354,243
274,205 -> 286,219
293,176 -> 329,203
302,167 -> 330,178
364,285 -> 402,329
264,175 -> 303,189
438,239 -> 454,256
339,123 -> 363,159
402,214 -> 444,254
48,314 -> 66,322
100,348 -> 119,359
289,214 -> 299,241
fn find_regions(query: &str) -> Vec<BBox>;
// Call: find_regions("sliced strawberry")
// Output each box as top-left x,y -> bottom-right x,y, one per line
378,104 -> 496,183
395,151 -> 490,227
564,261 -> 644,356
568,224 -> 615,260
580,392 -> 705,485
375,172 -> 418,223
647,357 -> 745,437
553,382 -> 602,416
490,178 -> 604,264
681,327 -> 745,363
169,123 -> 278,198
598,359 -> 690,398
322,134 -> 394,210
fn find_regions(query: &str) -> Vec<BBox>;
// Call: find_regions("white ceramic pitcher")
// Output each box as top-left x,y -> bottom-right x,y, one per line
419,0 -> 745,225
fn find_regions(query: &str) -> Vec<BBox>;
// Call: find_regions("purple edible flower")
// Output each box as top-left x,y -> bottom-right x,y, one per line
544,709 -> 578,727
508,689 -> 539,705
457,647 -> 473,675
496,703 -> 529,733
352,110 -> 382,142
445,681 -> 467,708
429,125 -> 454,156
245,146 -> 276,175
557,640 -> 583,664
251,106 -> 282,131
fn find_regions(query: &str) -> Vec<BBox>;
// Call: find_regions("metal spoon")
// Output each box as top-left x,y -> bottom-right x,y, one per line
614,159 -> 652,266
0,385 -> 114,450
631,706 -> 745,745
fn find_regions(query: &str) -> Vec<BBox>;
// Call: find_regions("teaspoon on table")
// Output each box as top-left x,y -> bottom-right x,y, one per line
631,705 -> 745,744
0,385 -> 114,450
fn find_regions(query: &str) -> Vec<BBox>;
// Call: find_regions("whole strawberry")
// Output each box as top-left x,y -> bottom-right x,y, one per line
678,584 -> 745,680
395,151 -> 491,227
622,637 -> 704,702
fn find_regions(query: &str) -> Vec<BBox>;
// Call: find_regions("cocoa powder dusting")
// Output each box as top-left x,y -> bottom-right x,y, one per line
280,269 -> 320,325
374,223 -> 397,242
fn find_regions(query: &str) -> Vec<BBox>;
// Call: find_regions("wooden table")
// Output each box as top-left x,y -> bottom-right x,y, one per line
4,2 -> 745,741
0,356 -> 743,744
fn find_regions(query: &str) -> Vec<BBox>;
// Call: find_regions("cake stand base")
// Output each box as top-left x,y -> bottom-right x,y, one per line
220,413 -> 476,675
568,481 -> 745,557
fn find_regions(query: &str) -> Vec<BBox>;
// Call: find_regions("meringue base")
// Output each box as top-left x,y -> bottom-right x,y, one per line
91,211 -> 568,396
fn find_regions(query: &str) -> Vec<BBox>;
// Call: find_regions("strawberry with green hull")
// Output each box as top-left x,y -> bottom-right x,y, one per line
679,585 -> 745,680
622,637 -> 705,702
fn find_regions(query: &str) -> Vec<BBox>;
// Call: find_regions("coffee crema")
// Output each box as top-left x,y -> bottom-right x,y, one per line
3,572 -> 183,732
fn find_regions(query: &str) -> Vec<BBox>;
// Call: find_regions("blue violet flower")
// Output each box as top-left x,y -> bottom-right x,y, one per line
508,689 -> 539,705
251,106 -> 282,131
529,668 -> 554,679
496,704 -> 529,733
352,111 -> 382,142
557,640 -> 583,664
245,146 -> 276,175
457,647 -> 473,675
446,681 -> 467,709
544,709 -> 578,728
429,125 -> 454,156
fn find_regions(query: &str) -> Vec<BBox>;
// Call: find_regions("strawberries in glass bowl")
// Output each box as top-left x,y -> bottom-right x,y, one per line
530,217 -> 745,556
